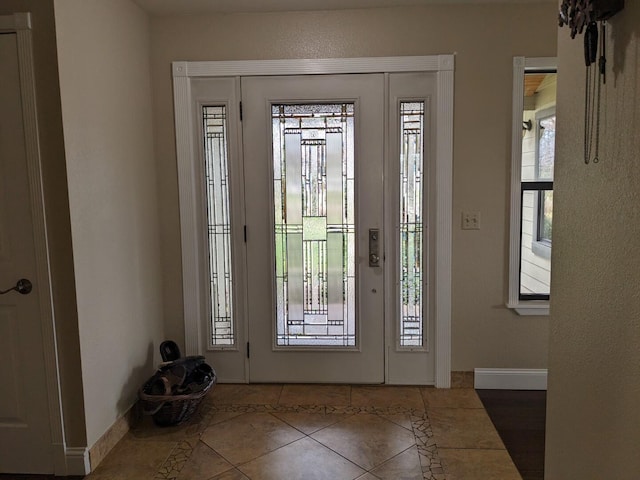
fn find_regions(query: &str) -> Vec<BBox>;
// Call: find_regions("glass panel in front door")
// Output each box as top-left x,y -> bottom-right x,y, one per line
203,105 -> 235,346
272,104 -> 356,347
399,101 -> 425,348
191,77 -> 246,383
386,72 -> 436,384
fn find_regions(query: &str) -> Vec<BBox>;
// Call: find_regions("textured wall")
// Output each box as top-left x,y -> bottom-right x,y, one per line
546,2 -> 640,478
54,0 -> 164,447
150,4 -> 557,372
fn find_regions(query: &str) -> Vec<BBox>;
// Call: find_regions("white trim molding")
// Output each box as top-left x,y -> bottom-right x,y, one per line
173,55 -> 454,387
173,55 -> 446,78
435,61 -> 454,388
1,12 -> 70,475
64,447 -> 90,476
173,72 -> 202,357
506,301 -> 551,316
474,368 -> 548,390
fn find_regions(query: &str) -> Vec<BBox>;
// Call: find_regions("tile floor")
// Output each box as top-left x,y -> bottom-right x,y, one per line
83,385 -> 521,480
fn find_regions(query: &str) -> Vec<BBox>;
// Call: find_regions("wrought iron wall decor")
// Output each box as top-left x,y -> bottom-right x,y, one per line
558,0 -> 624,164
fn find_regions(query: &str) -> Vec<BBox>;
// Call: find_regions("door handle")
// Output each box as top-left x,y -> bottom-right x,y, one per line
0,278 -> 33,295
369,229 -> 380,267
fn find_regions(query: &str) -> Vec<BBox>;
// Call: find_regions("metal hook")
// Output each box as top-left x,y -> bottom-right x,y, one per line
0,278 -> 33,295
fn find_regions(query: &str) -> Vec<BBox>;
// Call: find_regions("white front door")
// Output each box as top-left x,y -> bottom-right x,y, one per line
174,57 -> 454,387
0,32 -> 54,474
242,74 -> 385,383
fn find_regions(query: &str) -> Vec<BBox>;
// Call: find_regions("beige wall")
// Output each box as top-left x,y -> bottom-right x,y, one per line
0,0 -> 86,448
546,3 -> 640,478
54,0 -> 164,447
150,3 -> 557,371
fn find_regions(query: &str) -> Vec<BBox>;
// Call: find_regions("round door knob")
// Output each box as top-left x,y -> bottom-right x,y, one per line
16,279 -> 33,295
369,253 -> 380,264
0,278 -> 32,295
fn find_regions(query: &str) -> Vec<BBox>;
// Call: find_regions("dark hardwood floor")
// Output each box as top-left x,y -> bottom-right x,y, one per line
476,389 -> 547,480
0,476 -> 83,480
0,476 -> 82,479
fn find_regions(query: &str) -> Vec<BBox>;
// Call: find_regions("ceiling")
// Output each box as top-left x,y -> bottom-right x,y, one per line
524,74 -> 547,97
132,0 -> 554,16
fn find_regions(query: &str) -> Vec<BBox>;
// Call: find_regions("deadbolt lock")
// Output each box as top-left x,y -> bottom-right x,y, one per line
369,229 -> 380,267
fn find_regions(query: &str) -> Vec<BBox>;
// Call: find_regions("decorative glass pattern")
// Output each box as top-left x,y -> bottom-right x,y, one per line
272,103 -> 355,347
399,102 -> 425,347
203,106 -> 234,346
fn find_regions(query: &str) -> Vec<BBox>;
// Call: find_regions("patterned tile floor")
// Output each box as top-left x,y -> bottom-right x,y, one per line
83,385 -> 521,480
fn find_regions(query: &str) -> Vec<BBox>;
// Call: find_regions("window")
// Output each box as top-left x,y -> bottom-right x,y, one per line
202,105 -> 235,345
399,101 -> 425,347
521,106 -> 555,298
508,57 -> 557,315
530,109 -> 555,257
271,103 -> 357,347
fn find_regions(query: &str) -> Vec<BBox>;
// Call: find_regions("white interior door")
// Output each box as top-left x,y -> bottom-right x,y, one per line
0,33 -> 54,474
242,74 -> 385,383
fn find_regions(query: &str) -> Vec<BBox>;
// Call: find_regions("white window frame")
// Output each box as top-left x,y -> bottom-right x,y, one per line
507,56 -> 556,316
173,56 -> 454,387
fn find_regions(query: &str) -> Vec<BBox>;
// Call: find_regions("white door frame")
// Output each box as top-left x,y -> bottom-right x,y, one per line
0,13 -> 82,474
173,55 -> 454,388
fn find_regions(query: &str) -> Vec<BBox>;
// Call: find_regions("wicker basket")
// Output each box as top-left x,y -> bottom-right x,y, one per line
139,364 -> 216,426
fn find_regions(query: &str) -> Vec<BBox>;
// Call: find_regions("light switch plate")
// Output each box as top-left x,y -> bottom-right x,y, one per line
462,211 -> 481,230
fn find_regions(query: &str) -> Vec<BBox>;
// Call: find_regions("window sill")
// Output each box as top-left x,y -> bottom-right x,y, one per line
531,240 -> 551,259
506,302 -> 550,316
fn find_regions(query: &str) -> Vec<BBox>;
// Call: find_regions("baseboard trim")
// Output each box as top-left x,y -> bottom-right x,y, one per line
65,447 -> 91,475
474,368 -> 547,390
88,403 -> 136,472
